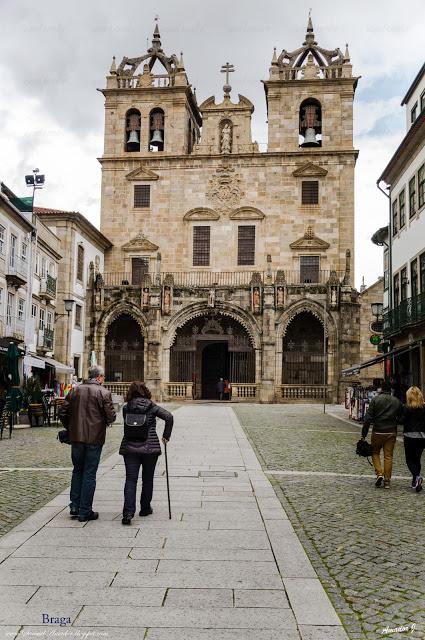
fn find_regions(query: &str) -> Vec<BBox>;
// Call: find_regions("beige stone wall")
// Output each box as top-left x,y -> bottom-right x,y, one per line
100,153 -> 355,277
358,279 -> 385,385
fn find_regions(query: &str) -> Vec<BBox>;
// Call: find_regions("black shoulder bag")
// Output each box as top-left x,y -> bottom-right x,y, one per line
356,439 -> 373,466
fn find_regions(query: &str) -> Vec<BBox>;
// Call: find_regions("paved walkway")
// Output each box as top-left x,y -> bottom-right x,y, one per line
0,405 -> 348,639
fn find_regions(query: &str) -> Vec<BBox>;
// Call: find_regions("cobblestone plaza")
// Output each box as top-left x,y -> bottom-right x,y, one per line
0,405 -> 423,639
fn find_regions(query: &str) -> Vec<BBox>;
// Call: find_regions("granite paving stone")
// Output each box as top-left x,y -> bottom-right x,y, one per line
164,587 -> 233,608
75,604 -> 298,629
234,404 -> 425,639
0,404 -> 349,638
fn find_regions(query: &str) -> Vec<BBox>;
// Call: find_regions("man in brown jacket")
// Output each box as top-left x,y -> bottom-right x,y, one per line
60,365 -> 116,522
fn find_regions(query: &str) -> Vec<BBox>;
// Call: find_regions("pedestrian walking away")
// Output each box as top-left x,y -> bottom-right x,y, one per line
59,365 -> 116,522
400,386 -> 425,493
119,381 -> 173,525
361,381 -> 402,489
217,377 -> 224,401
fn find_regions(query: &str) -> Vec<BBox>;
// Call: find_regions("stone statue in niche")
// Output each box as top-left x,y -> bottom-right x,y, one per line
220,122 -> 232,154
163,286 -> 172,314
252,287 -> 261,314
207,288 -> 216,308
276,286 -> 284,308
142,287 -> 150,309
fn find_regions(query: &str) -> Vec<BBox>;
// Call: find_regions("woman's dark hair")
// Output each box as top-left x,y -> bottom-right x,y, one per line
126,381 -> 152,402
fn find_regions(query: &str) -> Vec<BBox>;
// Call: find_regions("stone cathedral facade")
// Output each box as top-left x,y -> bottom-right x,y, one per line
86,18 -> 361,402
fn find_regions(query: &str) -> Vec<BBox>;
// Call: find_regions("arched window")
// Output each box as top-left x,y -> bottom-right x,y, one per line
219,119 -> 233,154
299,98 -> 322,148
149,108 -> 165,152
125,109 -> 141,152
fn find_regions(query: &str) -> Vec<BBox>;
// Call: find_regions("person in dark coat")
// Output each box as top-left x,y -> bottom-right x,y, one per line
59,365 -> 116,522
216,378 -> 224,401
361,381 -> 402,489
119,381 -> 173,525
401,386 -> 425,492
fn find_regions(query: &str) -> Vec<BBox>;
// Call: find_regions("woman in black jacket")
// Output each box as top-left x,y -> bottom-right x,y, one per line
402,386 -> 425,493
119,381 -> 173,524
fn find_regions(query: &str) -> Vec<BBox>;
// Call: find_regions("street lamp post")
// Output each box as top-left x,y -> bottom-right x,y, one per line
23,169 -> 45,370
55,299 -> 75,374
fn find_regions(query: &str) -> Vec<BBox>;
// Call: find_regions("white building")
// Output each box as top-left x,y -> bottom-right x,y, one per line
377,63 -> 425,392
36,208 -> 112,379
0,187 -> 35,356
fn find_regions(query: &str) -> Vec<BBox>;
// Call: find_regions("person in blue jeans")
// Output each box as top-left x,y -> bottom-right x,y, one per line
119,381 -> 173,525
59,365 -> 116,522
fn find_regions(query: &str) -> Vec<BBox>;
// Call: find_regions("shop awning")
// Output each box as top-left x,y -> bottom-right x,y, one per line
342,342 -> 420,377
42,356 -> 74,374
23,354 -> 46,370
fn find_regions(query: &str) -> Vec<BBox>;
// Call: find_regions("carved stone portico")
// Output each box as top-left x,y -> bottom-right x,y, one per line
85,16 -> 361,403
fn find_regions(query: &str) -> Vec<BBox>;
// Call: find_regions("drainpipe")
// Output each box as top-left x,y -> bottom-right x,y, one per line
376,179 -> 393,378
376,179 -> 392,309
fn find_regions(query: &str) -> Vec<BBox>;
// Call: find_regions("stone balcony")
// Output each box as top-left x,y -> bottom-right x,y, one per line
99,270 -> 345,290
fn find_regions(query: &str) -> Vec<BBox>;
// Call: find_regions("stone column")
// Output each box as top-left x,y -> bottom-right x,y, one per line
259,284 -> 277,402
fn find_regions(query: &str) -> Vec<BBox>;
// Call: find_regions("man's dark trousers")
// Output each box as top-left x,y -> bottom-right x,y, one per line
70,443 -> 103,518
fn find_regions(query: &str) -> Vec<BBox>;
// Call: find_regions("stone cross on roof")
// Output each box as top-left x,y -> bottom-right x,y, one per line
221,62 -> 235,98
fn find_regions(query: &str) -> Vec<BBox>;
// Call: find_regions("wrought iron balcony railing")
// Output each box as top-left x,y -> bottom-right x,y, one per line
383,292 -> 425,336
40,274 -> 57,299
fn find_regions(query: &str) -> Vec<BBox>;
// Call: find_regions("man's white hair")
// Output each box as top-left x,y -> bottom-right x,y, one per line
88,365 -> 105,379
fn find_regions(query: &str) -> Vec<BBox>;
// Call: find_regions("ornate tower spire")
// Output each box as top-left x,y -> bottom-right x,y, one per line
152,18 -> 162,51
344,43 -> 351,63
109,55 -> 116,74
304,11 -> 317,46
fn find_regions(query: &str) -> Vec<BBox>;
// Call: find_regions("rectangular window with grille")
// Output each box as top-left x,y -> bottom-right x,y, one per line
134,185 -> 151,208
411,259 -> 418,298
392,199 -> 398,235
0,226 -> 5,256
75,304 -> 82,329
409,176 -> 416,217
411,103 -> 418,123
131,257 -> 149,285
399,189 -> 406,228
237,226 -> 255,266
193,226 -> 210,266
300,255 -> 320,283
393,273 -> 400,307
418,164 -> 425,209
301,181 -> 319,205
420,253 -> 425,294
18,298 -> 25,321
76,245 -> 84,282
400,267 -> 408,301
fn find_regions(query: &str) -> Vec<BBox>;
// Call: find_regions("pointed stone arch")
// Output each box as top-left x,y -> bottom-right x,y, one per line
275,299 -> 338,389
93,300 -> 150,372
163,301 -> 261,350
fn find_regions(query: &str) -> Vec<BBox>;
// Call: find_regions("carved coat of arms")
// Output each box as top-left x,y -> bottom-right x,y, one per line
206,162 -> 243,212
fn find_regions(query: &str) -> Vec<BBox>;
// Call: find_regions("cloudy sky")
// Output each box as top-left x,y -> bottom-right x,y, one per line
1,0 -> 423,288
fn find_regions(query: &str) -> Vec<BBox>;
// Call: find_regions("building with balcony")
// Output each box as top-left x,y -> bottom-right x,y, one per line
0,185 -> 35,355
79,18 -> 361,403
378,63 -> 425,393
36,207 -> 112,379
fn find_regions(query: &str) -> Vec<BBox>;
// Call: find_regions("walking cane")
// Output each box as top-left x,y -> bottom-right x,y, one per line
164,441 -> 172,520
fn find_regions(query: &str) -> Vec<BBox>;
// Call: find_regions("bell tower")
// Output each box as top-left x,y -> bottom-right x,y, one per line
100,23 -> 201,159
264,15 -> 358,152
